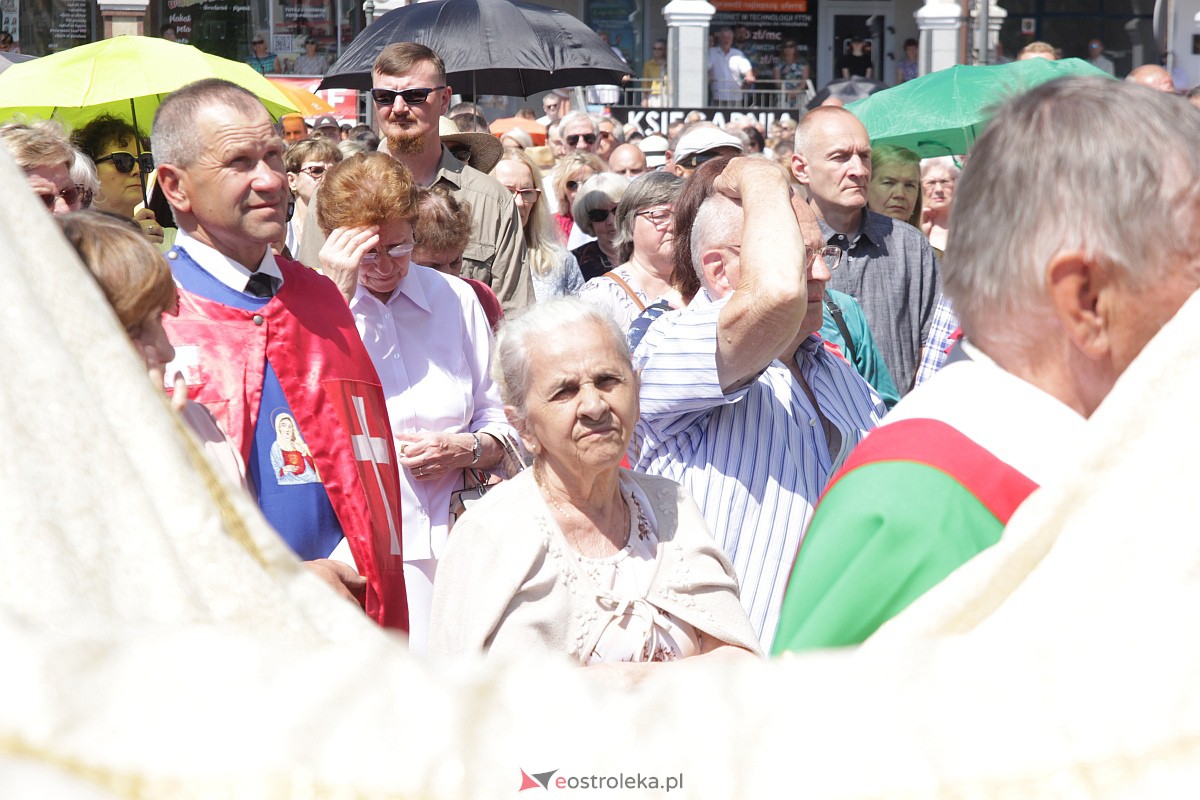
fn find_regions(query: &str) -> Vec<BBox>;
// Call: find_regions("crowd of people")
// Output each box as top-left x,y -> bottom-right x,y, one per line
3,36 -> 1198,676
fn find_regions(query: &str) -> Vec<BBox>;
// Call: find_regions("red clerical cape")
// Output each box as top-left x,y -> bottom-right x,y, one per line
165,256 -> 408,631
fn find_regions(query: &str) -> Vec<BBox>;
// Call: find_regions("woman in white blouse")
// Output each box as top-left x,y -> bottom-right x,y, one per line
316,152 -> 518,650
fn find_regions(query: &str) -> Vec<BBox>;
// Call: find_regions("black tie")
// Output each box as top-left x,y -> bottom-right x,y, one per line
245,272 -> 278,298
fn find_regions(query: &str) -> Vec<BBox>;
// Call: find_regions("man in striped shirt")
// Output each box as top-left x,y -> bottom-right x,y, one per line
631,157 -> 884,649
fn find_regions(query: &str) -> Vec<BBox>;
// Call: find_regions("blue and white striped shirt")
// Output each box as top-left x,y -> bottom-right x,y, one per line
631,293 -> 884,649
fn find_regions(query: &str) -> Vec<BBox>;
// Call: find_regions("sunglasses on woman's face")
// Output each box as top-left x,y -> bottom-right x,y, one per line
96,151 -> 155,175
38,184 -> 81,212
370,86 -> 446,106
587,207 -> 615,223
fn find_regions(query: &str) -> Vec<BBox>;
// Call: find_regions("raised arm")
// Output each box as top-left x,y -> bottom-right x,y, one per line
711,158 -> 815,392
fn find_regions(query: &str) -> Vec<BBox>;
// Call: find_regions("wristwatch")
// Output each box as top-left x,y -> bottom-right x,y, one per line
470,432 -> 482,465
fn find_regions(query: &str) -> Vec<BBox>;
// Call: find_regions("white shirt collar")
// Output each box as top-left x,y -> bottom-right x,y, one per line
350,265 -> 434,315
174,229 -> 282,294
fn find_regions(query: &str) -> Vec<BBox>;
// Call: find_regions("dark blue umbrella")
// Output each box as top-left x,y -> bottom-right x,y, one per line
319,0 -> 630,97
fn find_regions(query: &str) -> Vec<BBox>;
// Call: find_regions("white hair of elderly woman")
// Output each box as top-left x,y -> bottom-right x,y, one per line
492,297 -> 628,422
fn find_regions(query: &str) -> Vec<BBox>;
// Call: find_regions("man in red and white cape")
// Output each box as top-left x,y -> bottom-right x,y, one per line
774,76 -> 1200,653
152,79 -> 408,632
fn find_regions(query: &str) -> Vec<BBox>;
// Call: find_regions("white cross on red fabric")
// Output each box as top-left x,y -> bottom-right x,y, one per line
351,393 -> 401,555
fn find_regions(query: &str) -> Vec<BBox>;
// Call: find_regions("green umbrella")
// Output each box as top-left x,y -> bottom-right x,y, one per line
846,58 -> 1115,157
0,35 -> 299,136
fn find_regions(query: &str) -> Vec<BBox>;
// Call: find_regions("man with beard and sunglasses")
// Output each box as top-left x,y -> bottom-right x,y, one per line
296,43 -> 530,313
1,120 -> 84,217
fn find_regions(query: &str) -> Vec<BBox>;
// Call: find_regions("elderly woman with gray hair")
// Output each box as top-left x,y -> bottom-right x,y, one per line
920,156 -> 961,255
578,171 -> 685,329
428,298 -> 760,668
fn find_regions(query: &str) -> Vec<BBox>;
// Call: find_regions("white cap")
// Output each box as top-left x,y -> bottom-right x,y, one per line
673,126 -> 744,164
638,134 -> 669,168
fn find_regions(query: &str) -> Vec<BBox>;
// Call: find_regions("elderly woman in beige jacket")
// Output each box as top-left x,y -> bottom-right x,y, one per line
429,298 -> 760,667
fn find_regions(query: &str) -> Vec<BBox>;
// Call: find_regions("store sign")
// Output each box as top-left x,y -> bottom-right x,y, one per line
712,0 -> 819,84
611,106 -> 799,137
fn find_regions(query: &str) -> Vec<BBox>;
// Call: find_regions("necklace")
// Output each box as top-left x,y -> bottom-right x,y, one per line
534,463 -> 630,552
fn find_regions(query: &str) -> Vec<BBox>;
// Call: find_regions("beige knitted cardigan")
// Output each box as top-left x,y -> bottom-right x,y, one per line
428,468 -> 763,661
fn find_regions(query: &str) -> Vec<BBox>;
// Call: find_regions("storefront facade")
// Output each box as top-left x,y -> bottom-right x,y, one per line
0,0 -> 1191,102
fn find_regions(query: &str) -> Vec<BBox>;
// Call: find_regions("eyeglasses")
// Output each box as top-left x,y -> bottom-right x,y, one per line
252,39 -> 264,45
810,244 -> 843,271
587,207 -> 615,223
37,184 -> 81,211
506,186 -> 541,203
360,242 -> 415,264
370,86 -> 446,106
296,165 -> 328,178
566,133 -> 597,147
95,151 -> 155,175
636,208 -> 673,229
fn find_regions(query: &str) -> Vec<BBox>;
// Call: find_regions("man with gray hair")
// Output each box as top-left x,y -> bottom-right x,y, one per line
152,78 -> 409,632
774,76 -> 1200,653
791,106 -> 940,395
631,157 -> 883,648
558,110 -> 600,154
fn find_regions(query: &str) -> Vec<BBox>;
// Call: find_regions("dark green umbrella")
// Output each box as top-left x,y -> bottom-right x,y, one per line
846,58 -> 1115,157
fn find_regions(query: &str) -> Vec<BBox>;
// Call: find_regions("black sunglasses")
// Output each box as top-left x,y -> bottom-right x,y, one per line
252,39 -> 265,45
370,86 -> 446,106
96,151 -> 155,175
566,133 -> 597,147
587,207 -> 614,223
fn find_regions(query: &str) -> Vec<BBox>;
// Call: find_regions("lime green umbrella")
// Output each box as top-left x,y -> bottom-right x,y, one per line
846,58 -> 1115,157
0,35 -> 299,136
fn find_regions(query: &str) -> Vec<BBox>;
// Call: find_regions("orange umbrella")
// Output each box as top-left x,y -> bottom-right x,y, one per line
489,116 -> 546,146
268,78 -> 335,116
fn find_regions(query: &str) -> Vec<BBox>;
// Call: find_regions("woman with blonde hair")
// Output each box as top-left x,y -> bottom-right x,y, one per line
549,151 -> 607,244
492,147 -> 584,301
57,211 -> 244,485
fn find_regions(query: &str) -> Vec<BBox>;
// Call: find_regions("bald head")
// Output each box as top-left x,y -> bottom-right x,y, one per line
793,106 -> 866,158
1127,64 -> 1175,93
608,143 -> 647,178
791,107 -> 871,229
